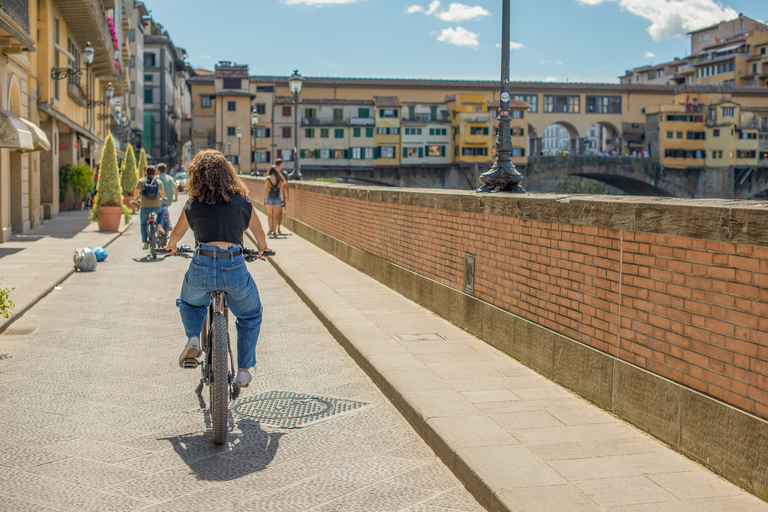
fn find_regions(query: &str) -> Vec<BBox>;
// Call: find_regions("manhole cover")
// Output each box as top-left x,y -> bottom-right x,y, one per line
1,328 -> 37,336
396,333 -> 445,342
232,390 -> 370,429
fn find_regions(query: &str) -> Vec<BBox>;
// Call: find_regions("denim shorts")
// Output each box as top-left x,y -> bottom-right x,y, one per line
266,195 -> 281,206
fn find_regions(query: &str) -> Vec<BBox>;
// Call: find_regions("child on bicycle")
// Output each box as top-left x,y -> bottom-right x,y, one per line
165,149 -> 271,388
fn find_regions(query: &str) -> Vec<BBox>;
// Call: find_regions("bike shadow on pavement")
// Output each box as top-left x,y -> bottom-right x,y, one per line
133,255 -> 167,263
161,417 -> 284,481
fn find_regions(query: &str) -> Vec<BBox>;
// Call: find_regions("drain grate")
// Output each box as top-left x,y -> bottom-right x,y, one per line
1,328 -> 37,336
232,390 -> 370,429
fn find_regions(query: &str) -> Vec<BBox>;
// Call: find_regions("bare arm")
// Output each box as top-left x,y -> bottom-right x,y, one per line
165,210 -> 190,254
263,178 -> 270,204
248,204 -> 270,258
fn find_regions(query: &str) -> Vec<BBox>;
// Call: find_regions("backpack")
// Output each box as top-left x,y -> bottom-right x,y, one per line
142,177 -> 159,200
268,178 -> 280,198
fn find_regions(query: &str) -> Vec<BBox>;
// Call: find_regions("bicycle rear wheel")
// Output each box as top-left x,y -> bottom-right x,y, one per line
210,312 -> 229,445
149,226 -> 157,259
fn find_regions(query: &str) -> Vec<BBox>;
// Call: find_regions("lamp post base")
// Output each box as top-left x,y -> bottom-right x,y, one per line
476,159 -> 526,193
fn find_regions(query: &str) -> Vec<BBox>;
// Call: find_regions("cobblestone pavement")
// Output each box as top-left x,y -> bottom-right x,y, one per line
0,198 -> 483,512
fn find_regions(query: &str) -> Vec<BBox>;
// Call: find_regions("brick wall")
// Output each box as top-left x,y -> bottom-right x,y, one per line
245,179 -> 768,421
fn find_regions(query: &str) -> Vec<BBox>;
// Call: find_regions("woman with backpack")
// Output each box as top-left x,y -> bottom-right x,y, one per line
165,149 -> 271,388
134,165 -> 166,250
263,165 -> 284,237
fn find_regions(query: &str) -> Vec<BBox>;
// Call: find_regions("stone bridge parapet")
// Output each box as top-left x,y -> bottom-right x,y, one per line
244,177 -> 768,499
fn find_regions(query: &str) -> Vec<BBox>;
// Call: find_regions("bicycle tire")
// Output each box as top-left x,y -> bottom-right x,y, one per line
159,228 -> 168,249
149,227 -> 157,260
210,312 -> 229,445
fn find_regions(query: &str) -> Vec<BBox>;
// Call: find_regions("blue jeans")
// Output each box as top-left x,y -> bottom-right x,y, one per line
160,206 -> 170,230
140,206 -> 163,243
176,243 -> 262,369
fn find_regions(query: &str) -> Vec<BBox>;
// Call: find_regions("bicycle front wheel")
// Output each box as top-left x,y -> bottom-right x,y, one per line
149,228 -> 157,259
210,313 -> 229,445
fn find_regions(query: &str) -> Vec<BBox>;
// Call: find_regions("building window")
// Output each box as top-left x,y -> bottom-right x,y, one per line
201,96 -> 212,108
543,95 -> 580,113
404,147 -> 422,158
281,149 -> 294,161
333,109 -> 343,124
351,147 -> 362,159
282,106 -> 292,117
333,149 -> 346,159
144,89 -> 153,103
676,132 -> 683,139
305,128 -> 315,138
512,95 -> 538,112
255,104 -> 266,115
256,86 -> 274,93
426,145 -> 445,157
301,149 -> 315,158
305,108 -> 316,119
255,150 -> 271,163
144,73 -> 152,82
379,109 -> 398,118
144,52 -> 155,67
376,127 -> 399,135
378,146 -> 395,158
722,107 -> 735,118
737,150 -> 756,159
742,132 -> 757,140
666,131 -> 673,139
255,127 -> 270,138
282,127 -> 292,138
511,148 -> 525,157
227,126 -> 236,136
469,126 -> 488,135
223,78 -> 241,89
358,108 -> 370,118
365,127 -> 374,137
429,128 -> 447,136
130,107 -> 135,120
130,55 -> 135,68
712,150 -> 723,159
320,128 -> 329,138
687,131 -> 705,140
228,101 -> 236,112
130,81 -> 135,94
462,147 -> 488,156
334,128 -> 344,138
353,127 -> 361,137
586,96 -> 621,114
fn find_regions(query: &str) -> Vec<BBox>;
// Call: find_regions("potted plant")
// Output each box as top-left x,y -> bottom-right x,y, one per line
89,133 -> 131,231
59,165 -> 73,211
137,147 -> 148,178
121,144 -> 139,213
0,282 -> 14,319
71,163 -> 93,211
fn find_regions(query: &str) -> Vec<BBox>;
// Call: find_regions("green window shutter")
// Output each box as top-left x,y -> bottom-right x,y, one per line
425,145 -> 429,155
344,149 -> 349,159
374,147 -> 380,159
300,150 -> 305,158
441,145 -> 446,157
484,127 -> 489,135
366,127 -> 373,137
353,127 -> 360,137
418,147 -> 423,158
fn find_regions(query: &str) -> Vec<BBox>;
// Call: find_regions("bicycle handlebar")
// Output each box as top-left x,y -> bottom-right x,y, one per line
164,246 -> 274,261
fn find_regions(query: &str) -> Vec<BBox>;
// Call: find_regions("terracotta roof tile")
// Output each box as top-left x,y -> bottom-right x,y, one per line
373,96 -> 401,107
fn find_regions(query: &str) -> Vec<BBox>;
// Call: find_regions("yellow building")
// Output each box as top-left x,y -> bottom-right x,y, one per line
448,94 -> 493,164
373,96 -> 401,166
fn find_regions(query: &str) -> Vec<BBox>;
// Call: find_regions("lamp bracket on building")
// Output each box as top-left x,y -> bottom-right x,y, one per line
50,67 -> 83,80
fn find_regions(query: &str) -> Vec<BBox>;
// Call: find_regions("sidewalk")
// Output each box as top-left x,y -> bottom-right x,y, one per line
251,212 -> 768,512
0,211 -> 131,333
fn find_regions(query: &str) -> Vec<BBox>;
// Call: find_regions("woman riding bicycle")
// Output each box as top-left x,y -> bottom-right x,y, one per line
165,149 -> 271,388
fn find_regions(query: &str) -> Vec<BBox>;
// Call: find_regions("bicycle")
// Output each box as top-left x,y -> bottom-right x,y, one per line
168,245 -> 274,445
130,200 -> 165,260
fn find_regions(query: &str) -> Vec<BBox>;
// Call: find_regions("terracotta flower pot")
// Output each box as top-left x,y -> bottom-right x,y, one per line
59,202 -> 67,212
124,195 -> 137,213
97,205 -> 122,232
73,202 -> 83,211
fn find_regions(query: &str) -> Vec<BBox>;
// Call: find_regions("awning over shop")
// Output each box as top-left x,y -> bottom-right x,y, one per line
19,118 -> 51,152
715,43 -> 743,53
0,109 -> 34,151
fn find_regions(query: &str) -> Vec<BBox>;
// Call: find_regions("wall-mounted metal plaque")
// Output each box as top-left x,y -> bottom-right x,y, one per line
464,253 -> 475,295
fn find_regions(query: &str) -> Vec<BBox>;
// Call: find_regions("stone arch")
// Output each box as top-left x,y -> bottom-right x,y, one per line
541,120 -> 581,156
584,121 -> 621,155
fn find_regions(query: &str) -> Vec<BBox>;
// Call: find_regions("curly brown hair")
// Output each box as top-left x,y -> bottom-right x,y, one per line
186,149 -> 250,204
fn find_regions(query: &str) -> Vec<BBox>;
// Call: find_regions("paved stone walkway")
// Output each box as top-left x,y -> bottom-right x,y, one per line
0,199 -> 482,511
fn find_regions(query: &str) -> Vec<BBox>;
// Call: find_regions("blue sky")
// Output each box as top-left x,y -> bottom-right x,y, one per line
144,0 -> 765,83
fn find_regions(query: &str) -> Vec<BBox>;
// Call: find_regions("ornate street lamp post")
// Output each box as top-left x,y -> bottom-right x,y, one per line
476,0 -> 525,193
288,68 -> 304,180
227,138 -> 232,165
236,127 -> 242,174
102,82 -> 114,136
82,42 -> 95,131
251,110 -> 259,175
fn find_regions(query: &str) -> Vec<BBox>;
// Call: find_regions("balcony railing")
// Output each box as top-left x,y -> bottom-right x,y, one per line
1,0 -> 30,34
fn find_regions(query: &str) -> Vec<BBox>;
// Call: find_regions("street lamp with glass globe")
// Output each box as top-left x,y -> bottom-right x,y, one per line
236,127 -> 242,173
250,110 -> 259,175
287,68 -> 304,180
103,82 -> 114,136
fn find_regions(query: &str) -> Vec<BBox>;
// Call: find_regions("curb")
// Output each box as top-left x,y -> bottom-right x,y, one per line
0,220 -> 133,335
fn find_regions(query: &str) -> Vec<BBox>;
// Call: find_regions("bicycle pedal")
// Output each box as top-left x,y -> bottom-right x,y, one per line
181,358 -> 199,369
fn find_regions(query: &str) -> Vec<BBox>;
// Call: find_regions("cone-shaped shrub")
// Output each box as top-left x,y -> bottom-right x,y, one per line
121,144 -> 138,196
137,147 -> 148,178
90,133 -> 131,222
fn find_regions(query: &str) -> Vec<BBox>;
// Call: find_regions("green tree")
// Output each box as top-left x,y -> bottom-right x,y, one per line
90,133 -> 131,222
121,144 -> 138,196
137,147 -> 148,184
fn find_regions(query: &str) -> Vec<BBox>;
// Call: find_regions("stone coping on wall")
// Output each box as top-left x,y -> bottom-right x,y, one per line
259,178 -> 768,247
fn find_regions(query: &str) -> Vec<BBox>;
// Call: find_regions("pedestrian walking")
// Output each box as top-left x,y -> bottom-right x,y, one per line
275,158 -> 289,236
155,162 -> 178,231
165,149 -> 271,387
263,164 -> 285,237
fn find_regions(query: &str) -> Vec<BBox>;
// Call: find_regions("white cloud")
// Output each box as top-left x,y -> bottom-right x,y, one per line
574,0 -> 738,40
436,3 -> 490,22
645,51 -> 657,58
495,42 -> 526,50
426,0 -> 441,15
285,0 -> 357,5
544,76 -> 558,82
436,27 -> 480,47
407,4 -> 424,13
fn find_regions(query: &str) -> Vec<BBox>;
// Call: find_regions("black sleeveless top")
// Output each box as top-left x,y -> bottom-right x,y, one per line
185,194 -> 252,247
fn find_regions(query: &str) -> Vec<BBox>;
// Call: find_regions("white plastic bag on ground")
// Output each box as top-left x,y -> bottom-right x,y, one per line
73,248 -> 97,272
